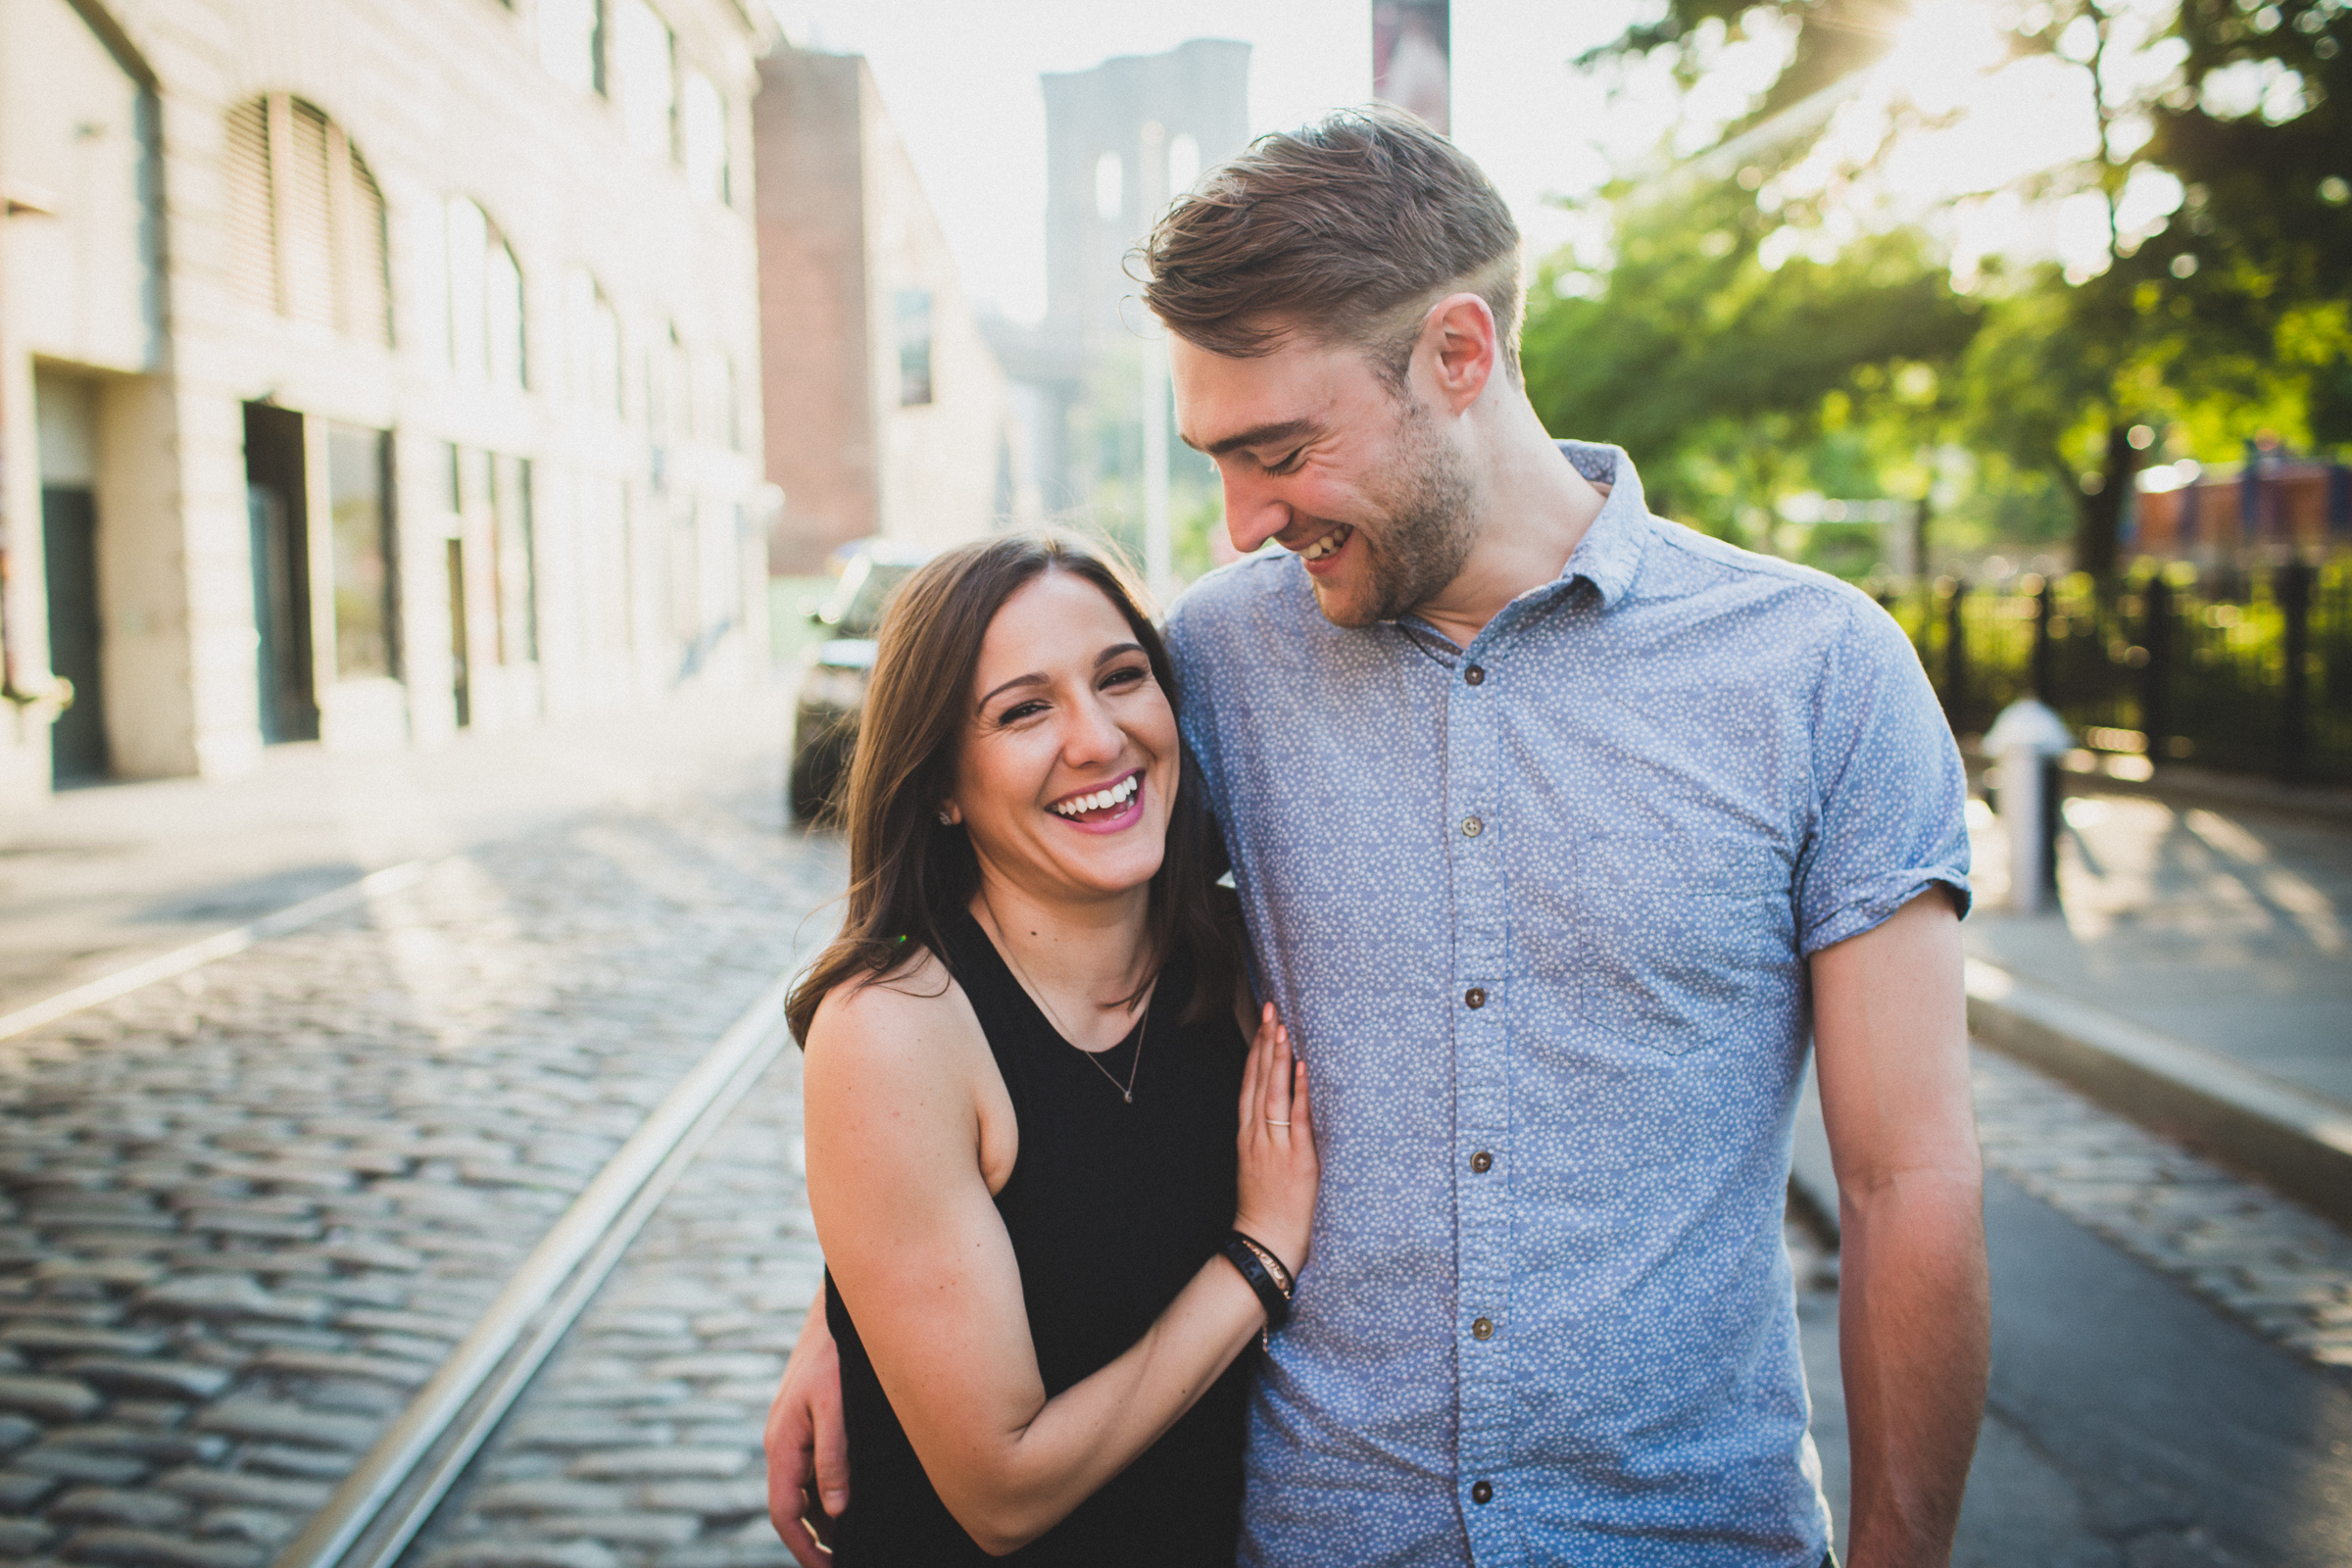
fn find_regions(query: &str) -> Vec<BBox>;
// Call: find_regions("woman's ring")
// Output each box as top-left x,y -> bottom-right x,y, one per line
1264,1116 -> 1292,1126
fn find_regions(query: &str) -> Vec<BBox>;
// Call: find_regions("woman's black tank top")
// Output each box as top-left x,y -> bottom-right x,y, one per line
822,906 -> 1251,1565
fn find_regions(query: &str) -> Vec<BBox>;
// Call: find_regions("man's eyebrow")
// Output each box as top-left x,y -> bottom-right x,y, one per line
976,644 -> 1148,710
1191,417 -> 1318,459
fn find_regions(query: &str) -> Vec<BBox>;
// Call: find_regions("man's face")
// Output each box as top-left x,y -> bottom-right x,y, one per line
1171,331 -> 1477,628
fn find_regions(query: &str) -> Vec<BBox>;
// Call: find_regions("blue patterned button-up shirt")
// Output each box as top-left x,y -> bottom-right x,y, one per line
1163,442 -> 1971,1568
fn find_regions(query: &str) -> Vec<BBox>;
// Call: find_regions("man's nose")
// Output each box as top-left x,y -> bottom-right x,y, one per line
1222,473 -> 1290,555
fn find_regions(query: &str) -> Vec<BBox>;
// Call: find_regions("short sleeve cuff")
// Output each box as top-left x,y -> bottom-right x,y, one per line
1799,867 -> 1973,956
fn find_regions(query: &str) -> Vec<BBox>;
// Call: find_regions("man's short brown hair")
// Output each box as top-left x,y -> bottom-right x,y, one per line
1140,107 -> 1523,389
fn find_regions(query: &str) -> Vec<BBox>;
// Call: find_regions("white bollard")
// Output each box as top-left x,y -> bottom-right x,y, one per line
1983,699 -> 2074,913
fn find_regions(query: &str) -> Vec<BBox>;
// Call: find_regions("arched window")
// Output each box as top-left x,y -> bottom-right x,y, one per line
667,324 -> 691,444
445,196 -> 526,390
538,0 -> 604,94
614,0 -> 675,163
222,94 -> 390,344
681,72 -> 728,203
562,267 -> 622,415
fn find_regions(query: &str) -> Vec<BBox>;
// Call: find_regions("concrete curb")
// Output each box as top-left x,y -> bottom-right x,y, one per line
1964,958 -> 2352,1229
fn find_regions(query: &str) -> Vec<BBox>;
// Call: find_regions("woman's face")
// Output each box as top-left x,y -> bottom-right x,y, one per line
950,569 -> 1179,907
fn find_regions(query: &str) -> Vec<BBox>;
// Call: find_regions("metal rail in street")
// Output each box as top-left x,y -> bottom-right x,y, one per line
0,858 -> 433,1043
270,959 -> 806,1568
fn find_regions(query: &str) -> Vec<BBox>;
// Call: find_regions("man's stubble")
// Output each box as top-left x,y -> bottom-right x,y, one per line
1313,391 -> 1481,629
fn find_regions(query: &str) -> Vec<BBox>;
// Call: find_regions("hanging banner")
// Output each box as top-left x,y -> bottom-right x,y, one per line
1373,1 -> 1449,135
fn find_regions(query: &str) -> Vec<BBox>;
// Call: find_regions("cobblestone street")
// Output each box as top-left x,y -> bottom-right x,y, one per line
3,723 -> 2350,1564
401,1050 -> 818,1568
0,756 -> 842,1566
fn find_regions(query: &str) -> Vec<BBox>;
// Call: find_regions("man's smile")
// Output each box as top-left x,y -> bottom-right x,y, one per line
1298,523 -> 1353,563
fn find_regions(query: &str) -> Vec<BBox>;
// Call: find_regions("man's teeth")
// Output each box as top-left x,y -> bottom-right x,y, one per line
1053,774 -> 1140,817
1299,526 -> 1349,562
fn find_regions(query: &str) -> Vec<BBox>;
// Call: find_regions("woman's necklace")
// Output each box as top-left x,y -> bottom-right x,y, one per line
1076,991 -> 1149,1103
985,904 -> 1152,1103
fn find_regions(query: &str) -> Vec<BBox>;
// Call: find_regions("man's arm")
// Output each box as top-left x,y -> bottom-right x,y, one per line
763,1289 -> 847,1567
1811,889 -> 1988,1568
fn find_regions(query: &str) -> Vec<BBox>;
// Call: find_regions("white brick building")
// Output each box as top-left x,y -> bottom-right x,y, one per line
0,0 -> 776,807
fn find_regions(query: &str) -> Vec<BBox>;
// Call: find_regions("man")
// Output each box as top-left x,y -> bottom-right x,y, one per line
769,108 -> 1986,1567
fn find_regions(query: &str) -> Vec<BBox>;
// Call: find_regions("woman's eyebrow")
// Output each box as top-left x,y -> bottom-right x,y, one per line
976,672 -> 1046,710
976,645 -> 1147,710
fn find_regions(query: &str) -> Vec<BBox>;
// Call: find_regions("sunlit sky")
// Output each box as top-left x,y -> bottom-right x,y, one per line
761,0 -> 1645,321
761,0 -> 2199,322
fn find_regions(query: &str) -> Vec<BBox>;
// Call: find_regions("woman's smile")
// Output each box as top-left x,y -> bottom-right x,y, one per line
1048,768 -> 1146,832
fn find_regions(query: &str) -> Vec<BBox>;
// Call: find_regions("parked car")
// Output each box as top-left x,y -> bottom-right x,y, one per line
788,539 -> 932,822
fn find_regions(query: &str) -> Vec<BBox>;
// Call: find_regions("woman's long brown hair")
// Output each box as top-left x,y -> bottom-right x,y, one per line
784,531 -> 1237,1046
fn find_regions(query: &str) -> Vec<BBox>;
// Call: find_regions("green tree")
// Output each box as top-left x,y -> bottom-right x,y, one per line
1524,176 -> 1979,553
1578,0 -> 2352,580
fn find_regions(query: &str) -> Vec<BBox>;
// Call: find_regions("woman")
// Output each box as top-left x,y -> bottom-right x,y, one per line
782,532 -> 1317,1563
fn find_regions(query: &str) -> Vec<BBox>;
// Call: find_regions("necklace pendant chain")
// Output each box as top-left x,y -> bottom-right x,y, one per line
985,897 -> 1150,1103
1085,996 -> 1148,1103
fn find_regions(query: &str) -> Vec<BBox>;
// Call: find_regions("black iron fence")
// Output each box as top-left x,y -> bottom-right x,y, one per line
1883,561 -> 2352,787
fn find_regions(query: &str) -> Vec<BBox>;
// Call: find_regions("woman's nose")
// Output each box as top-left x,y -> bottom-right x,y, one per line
1063,692 -> 1125,762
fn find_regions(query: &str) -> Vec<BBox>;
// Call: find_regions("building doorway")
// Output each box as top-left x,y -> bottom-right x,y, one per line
41,487 -> 106,783
446,538 -> 470,728
243,402 -> 318,742
35,374 -> 106,784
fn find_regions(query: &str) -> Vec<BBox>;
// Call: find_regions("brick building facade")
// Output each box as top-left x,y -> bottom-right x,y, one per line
753,47 -> 1026,574
0,0 -> 776,808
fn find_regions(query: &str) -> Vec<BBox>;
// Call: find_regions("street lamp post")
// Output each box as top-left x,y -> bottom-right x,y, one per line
1138,121 -> 1173,608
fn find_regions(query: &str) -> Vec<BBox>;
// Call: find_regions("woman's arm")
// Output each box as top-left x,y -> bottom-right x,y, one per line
806,972 -> 1313,1557
762,1287 -> 846,1566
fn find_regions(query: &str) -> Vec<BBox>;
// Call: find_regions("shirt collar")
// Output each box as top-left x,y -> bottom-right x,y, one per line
1386,440 -> 1652,656
1546,440 -> 1648,610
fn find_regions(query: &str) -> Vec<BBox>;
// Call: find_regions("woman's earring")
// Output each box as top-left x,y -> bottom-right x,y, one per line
937,808 -> 956,826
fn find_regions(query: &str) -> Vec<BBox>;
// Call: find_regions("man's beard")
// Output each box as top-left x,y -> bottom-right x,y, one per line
1313,395 -> 1478,628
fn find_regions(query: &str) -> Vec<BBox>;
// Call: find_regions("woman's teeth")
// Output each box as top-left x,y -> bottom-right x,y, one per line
1052,774 -> 1141,818
1299,525 -> 1351,562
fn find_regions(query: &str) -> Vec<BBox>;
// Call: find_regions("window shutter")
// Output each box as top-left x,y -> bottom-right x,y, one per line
279,99 -> 336,329
224,95 -> 391,345
341,144 -> 393,347
223,97 -> 276,311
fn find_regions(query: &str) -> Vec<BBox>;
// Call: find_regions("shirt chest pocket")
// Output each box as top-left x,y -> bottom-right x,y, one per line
1567,830 -> 1793,1055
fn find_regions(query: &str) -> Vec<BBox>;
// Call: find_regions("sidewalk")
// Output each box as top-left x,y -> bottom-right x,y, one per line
1967,787 -> 2352,1103
0,683 -> 791,1017
1958,778 -> 2352,1221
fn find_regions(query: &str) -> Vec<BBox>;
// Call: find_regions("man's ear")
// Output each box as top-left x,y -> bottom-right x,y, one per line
1418,292 -> 1498,415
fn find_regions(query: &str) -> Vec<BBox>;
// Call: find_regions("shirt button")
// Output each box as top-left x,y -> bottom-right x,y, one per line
1470,1151 -> 1493,1174
1464,664 -> 1486,686
1471,1316 -> 1494,1341
1471,1480 -> 1494,1505
1461,816 -> 1483,838
1464,987 -> 1487,1009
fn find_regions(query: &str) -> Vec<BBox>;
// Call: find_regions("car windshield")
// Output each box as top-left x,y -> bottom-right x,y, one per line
829,558 -> 916,638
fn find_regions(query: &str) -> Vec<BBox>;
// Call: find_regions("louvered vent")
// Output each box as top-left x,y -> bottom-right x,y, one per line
221,94 -> 394,347
279,100 -> 335,328
222,97 -> 276,311
345,149 -> 392,347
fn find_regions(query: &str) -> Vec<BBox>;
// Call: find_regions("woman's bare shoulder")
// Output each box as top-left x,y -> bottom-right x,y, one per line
806,948 -> 981,1083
